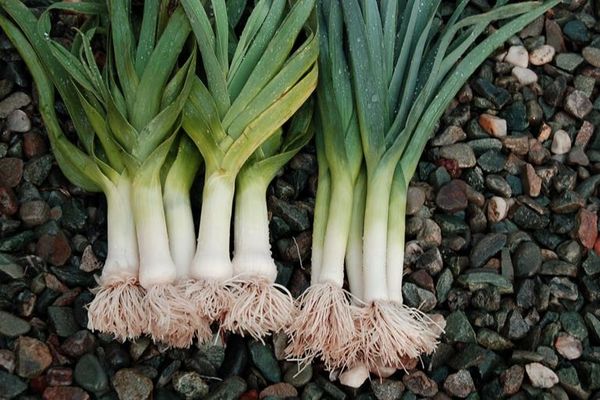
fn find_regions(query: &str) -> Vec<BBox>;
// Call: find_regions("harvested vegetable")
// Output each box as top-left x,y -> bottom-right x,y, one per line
180,0 -> 318,337
289,0 -> 559,383
223,104 -> 313,339
0,0 -> 202,345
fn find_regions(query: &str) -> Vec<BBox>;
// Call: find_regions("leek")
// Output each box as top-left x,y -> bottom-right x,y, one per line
180,0 -> 317,338
0,0 -> 202,345
223,104 -> 313,339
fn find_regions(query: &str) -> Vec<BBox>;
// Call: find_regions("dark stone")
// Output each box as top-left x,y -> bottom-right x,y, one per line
472,78 -> 511,109
513,241 -> 542,277
502,310 -> 530,340
470,233 -> 506,268
219,335 -> 248,378
74,354 -> 108,393
445,311 -> 476,343
60,330 -> 96,357
0,310 -> 30,337
248,341 -> 280,383
0,370 -> 27,398
47,306 -> 79,337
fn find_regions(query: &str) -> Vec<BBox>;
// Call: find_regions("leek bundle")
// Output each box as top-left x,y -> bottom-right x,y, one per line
180,0 -> 317,339
0,0 -> 201,344
288,0 -> 559,384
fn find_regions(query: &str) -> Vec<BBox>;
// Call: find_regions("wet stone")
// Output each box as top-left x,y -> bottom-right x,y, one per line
74,354 -> 108,393
112,369 -> 153,400
16,336 -> 52,378
172,371 -> 209,399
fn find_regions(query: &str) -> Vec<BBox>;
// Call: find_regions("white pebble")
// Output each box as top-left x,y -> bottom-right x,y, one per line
525,363 -> 559,389
505,45 -> 529,68
487,196 -> 508,223
6,110 -> 31,133
512,66 -> 538,85
551,130 -> 572,155
555,335 -> 582,360
529,45 -> 556,66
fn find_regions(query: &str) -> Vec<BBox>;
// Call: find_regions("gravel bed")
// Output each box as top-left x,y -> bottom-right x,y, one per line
1,1 -> 600,399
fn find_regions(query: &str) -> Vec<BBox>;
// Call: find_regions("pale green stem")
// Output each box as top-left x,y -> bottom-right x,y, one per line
318,173 -> 353,287
189,171 -> 236,281
311,165 -> 331,285
363,168 -> 394,302
164,182 -> 196,281
101,173 -> 139,283
386,166 -> 407,303
232,171 -> 276,281
133,173 -> 177,288
345,168 -> 366,302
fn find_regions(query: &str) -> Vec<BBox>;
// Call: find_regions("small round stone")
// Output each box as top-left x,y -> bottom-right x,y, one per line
582,46 -> 600,67
487,196 -> 508,222
555,334 -> 583,360
512,67 -> 537,85
525,362 -> 559,389
551,130 -> 572,155
6,109 -> 31,132
529,45 -> 555,65
505,45 -> 529,68
479,114 -> 507,138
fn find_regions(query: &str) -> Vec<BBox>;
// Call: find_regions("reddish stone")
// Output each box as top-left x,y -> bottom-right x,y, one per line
43,386 -> 90,400
60,331 -> 96,358
522,164 -> 542,197
30,375 -> 48,394
0,186 -> 18,215
260,383 -> 298,399
16,336 -> 53,378
594,238 -> 600,255
36,232 -> 72,266
23,132 -> 48,159
52,288 -> 81,307
0,157 -> 24,187
46,367 -> 73,386
435,180 -> 468,213
408,270 -> 435,293
436,158 -> 461,178
240,389 -> 259,400
576,209 -> 598,249
575,121 -> 594,147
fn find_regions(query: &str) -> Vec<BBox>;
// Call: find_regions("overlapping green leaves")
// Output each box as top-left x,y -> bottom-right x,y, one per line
181,0 -> 318,176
